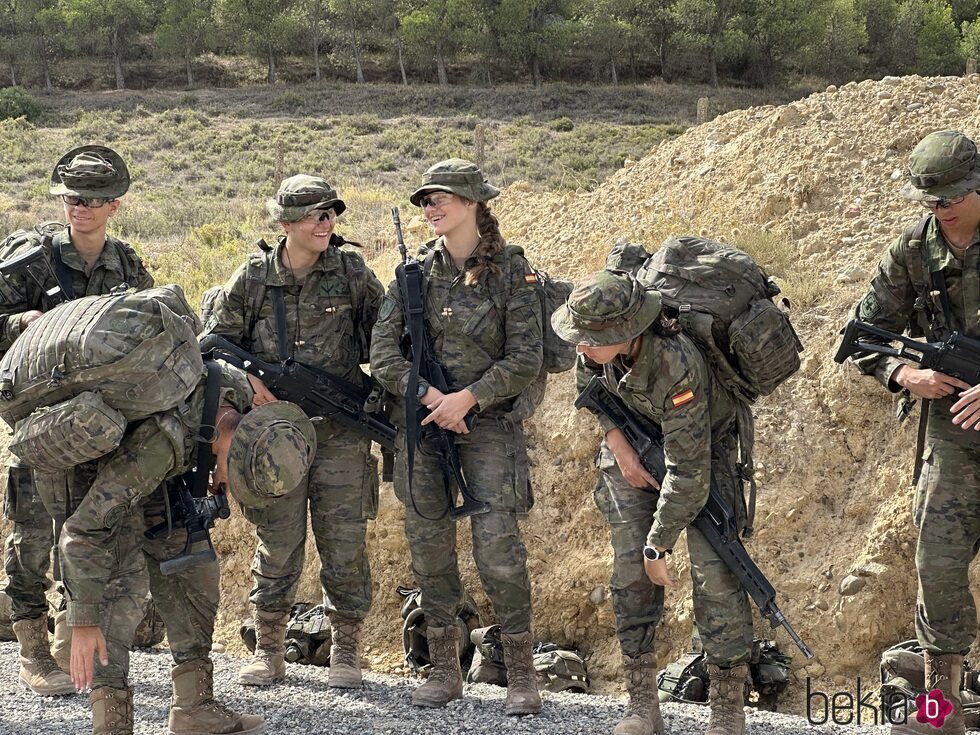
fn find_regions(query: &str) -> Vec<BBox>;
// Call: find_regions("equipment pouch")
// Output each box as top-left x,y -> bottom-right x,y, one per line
729,300 -> 803,397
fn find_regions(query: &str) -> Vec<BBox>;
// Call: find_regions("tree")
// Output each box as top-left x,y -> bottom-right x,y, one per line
156,0 -> 215,87
490,0 -> 576,86
577,0 -> 634,84
59,0 -> 153,90
896,0 -> 962,75
329,0 -> 381,83
398,0 -> 476,85
962,16 -> 980,61
214,0 -> 300,83
736,0 -> 833,85
809,0 -> 868,79
674,0 -> 741,86
299,0 -> 326,81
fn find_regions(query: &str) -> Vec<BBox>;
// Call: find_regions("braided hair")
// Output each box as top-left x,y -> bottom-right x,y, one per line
465,202 -> 505,286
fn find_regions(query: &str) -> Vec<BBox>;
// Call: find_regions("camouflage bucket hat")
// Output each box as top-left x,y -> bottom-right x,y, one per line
900,130 -> 980,201
267,174 -> 347,222
227,401 -> 316,510
551,270 -> 662,347
49,145 -> 130,199
409,158 -> 500,206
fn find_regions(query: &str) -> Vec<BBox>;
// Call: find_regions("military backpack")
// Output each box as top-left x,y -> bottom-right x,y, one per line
880,640 -> 980,727
241,602 -> 332,667
465,625 -> 591,693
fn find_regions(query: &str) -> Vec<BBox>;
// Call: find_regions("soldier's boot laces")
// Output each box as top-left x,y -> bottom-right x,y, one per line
13,614 -> 75,696
705,663 -> 748,735
890,652 -> 965,735
169,658 -> 264,735
327,616 -> 363,689
411,625 -> 463,708
237,610 -> 287,687
501,630 -> 542,716
614,652 -> 665,735
91,686 -> 133,735
51,609 -> 72,674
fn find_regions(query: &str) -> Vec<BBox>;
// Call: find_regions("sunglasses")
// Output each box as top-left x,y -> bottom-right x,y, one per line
62,194 -> 115,208
302,208 -> 336,222
921,195 -> 966,210
419,194 -> 454,209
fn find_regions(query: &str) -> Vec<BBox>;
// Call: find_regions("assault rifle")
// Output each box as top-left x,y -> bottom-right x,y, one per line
834,319 -> 980,387
0,224 -> 78,309
145,474 -> 231,575
574,376 -> 814,659
391,207 -> 489,521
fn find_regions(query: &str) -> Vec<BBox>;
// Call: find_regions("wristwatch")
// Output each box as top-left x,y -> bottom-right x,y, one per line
416,380 -> 430,399
643,545 -> 671,561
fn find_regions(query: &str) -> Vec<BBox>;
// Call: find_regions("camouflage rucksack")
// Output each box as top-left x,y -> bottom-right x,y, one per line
880,640 -> 980,727
199,286 -> 223,327
398,585 -> 482,674
241,602 -> 332,666
533,642 -> 591,694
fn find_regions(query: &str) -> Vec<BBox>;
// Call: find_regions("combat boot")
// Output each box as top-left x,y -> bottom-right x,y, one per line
237,609 -> 287,686
51,609 -> 72,674
411,625 -> 464,708
500,630 -> 542,715
13,614 -> 75,696
327,615 -> 363,689
614,652 -> 665,735
169,658 -> 265,735
705,663 -> 748,735
91,686 -> 133,735
890,652 -> 965,735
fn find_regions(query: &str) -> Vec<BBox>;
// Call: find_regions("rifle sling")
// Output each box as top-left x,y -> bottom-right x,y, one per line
194,360 -> 222,497
49,234 -> 75,301
270,285 -> 290,362
913,399 -> 931,486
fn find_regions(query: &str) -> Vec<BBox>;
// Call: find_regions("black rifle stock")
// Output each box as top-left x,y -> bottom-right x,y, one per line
391,207 -> 489,521
835,319 -> 980,386
145,475 -> 231,575
0,244 -> 69,308
574,376 -> 814,659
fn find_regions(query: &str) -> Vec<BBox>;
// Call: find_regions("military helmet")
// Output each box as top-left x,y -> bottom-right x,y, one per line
226,401 -> 316,510
49,145 -> 130,199
409,158 -> 500,206
551,269 -> 662,347
267,174 -> 347,222
900,130 -> 980,201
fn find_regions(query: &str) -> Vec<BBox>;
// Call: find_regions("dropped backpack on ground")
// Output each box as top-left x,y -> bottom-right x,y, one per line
466,625 -> 590,694
880,640 -> 980,727
398,584 -> 482,675
0,286 -> 204,470
240,602 -> 331,666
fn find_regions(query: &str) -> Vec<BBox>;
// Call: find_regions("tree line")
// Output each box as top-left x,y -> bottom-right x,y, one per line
1,0 -> 979,91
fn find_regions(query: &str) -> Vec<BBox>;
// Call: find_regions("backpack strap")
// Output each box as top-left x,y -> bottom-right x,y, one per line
339,246 -> 370,361
242,249 -> 273,351
48,232 -> 75,301
269,285 -> 289,362
192,360 -> 222,496
903,215 -> 952,341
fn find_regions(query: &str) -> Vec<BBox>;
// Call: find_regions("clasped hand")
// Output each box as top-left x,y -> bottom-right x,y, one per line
420,387 -> 475,434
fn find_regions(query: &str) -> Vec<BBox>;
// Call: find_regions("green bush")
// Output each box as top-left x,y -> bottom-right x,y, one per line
0,88 -> 41,122
551,116 -> 574,132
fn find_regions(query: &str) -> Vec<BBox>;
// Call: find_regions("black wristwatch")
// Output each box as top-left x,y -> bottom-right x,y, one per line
643,545 -> 671,561
416,380 -> 430,399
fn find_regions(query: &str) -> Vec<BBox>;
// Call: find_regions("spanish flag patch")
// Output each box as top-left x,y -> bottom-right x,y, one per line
670,389 -> 696,407
524,273 -> 538,284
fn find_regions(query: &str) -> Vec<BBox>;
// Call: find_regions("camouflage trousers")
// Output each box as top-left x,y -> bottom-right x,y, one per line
2,465 -> 53,621
393,418 -> 533,634
913,399 -> 980,654
595,442 -> 752,667
242,427 -> 377,618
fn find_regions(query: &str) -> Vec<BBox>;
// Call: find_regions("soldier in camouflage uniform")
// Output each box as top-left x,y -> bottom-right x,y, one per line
552,271 -> 752,735
370,159 -> 544,715
202,175 -> 384,689
0,145 -> 152,697
848,130 -> 980,735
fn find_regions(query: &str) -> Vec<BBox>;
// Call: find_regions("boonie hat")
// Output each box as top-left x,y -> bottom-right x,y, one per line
49,145 -> 130,199
551,270 -> 662,347
409,158 -> 500,206
267,174 -> 347,222
900,130 -> 980,201
226,401 -> 316,510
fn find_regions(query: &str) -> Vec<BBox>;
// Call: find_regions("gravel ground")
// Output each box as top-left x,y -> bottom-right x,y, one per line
0,641 -> 885,734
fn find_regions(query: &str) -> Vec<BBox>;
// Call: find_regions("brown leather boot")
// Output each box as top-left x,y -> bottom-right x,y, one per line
237,609 -> 287,686
500,630 -> 542,715
91,686 -> 133,735
615,652 -> 665,735
327,616 -> 363,689
13,614 -> 75,696
169,658 -> 265,735
705,664 -> 748,735
411,625 -> 464,708
51,609 -> 72,674
890,652 -> 965,735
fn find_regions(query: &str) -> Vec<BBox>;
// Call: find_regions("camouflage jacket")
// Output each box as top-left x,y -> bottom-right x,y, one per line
853,215 -> 980,389
60,363 -> 251,627
578,328 -> 738,550
0,228 -> 153,353
370,239 -> 543,419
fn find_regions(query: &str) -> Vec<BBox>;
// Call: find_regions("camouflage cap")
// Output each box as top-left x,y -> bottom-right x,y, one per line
900,130 -> 980,201
266,174 -> 347,222
409,158 -> 500,206
226,401 -> 316,510
551,270 -> 662,347
49,145 -> 130,199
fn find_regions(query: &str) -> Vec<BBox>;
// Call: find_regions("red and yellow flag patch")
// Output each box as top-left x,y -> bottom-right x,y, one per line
524,273 -> 538,284
670,389 -> 695,408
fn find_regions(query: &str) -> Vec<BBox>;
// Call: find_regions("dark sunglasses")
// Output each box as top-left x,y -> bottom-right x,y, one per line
921,195 -> 966,210
62,194 -> 115,209
302,208 -> 336,222
419,194 -> 453,209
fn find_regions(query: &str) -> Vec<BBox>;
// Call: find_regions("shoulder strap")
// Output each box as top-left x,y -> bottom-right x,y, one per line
243,251 -> 272,348
269,286 -> 289,362
193,360 -> 222,496
48,233 -> 75,301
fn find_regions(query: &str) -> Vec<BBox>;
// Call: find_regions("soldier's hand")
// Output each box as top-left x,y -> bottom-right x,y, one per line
71,625 -> 108,692
894,366 -> 971,399
951,383 -> 980,430
18,310 -> 42,331
246,374 -> 277,408
643,555 -> 675,588
606,428 -> 660,489
422,389 -> 476,432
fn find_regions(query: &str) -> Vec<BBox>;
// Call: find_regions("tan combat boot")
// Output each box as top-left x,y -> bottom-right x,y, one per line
705,664 -> 748,735
890,652 -> 965,735
614,652 -> 665,735
13,614 -> 75,696
411,624 -> 464,708
91,686 -> 133,735
328,616 -> 363,689
500,630 -> 542,716
169,658 -> 265,735
51,609 -> 72,674
237,609 -> 287,686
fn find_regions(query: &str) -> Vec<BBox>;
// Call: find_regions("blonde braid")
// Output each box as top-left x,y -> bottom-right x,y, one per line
465,202 -> 506,286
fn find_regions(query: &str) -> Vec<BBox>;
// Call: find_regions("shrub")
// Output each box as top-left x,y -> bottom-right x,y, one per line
0,88 -> 41,122
551,116 -> 574,132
